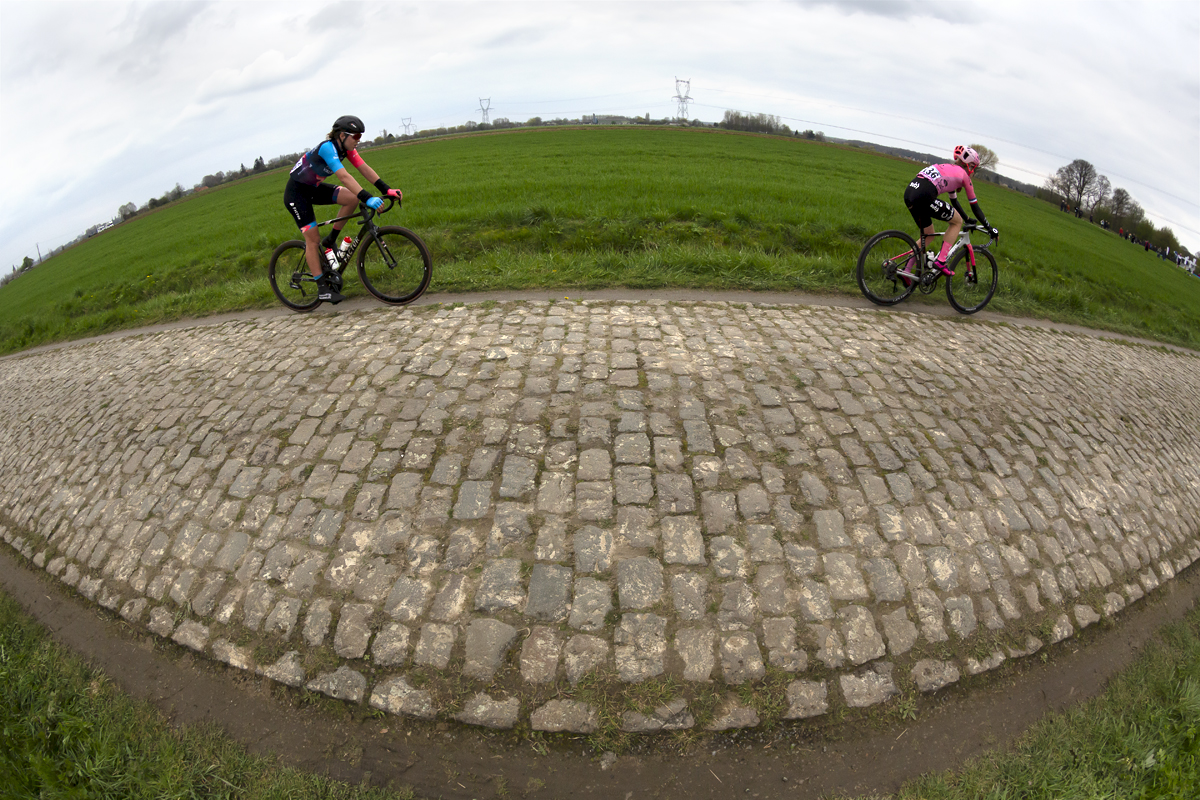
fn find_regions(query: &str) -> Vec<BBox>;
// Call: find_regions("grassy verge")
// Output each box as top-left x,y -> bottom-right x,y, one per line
890,603 -> 1200,799
0,589 -> 414,800
3,127 -> 1198,354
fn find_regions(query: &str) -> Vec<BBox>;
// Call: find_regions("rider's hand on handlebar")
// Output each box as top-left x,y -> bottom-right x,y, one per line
989,227 -> 1000,240
373,179 -> 402,205
365,196 -> 384,211
963,217 -> 978,226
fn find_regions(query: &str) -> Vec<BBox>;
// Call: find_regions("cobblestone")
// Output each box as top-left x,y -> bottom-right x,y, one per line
2,298 -> 1197,735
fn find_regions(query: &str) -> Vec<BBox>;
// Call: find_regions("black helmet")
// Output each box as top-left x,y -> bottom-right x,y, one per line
332,115 -> 365,134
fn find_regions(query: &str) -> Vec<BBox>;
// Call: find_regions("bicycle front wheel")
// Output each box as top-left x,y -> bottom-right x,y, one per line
857,230 -> 918,306
357,226 -> 433,305
946,246 -> 998,314
268,240 -> 322,312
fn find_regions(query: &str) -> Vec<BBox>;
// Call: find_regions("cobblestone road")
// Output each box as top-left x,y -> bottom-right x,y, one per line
2,299 -> 1198,733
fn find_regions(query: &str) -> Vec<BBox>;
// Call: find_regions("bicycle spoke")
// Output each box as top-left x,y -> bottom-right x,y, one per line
946,247 -> 998,314
357,226 -> 432,305
857,231 -> 918,306
269,240 -> 321,312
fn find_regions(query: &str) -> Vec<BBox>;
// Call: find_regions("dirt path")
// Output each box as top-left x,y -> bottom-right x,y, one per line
4,544 -> 1197,799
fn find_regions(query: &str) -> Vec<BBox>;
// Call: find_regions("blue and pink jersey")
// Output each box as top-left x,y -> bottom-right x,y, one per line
290,140 -> 367,186
916,163 -> 977,203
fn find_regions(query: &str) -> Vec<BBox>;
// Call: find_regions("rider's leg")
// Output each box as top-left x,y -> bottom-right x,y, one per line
937,212 -> 963,264
302,224 -> 324,278
303,223 -> 345,303
322,186 -> 360,247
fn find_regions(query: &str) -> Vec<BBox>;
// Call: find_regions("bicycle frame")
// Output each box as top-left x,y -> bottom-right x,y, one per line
270,195 -> 432,311
856,222 -> 998,313
905,224 -> 995,290
312,197 -> 399,275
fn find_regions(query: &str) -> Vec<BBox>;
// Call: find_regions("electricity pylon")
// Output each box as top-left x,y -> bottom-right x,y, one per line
674,78 -> 692,120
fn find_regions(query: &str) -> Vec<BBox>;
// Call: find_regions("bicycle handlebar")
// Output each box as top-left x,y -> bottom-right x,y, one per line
321,195 -> 398,230
360,196 -> 399,223
964,221 -> 999,246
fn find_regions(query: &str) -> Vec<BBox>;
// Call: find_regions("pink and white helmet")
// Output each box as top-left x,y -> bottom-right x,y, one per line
954,145 -> 981,174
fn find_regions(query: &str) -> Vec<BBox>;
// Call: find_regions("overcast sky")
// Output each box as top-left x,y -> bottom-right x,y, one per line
2,0 -> 1197,272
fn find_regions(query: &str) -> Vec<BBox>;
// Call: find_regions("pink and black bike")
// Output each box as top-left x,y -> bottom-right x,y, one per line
856,222 -> 999,314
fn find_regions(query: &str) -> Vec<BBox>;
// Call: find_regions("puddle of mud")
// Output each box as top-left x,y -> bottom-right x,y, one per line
2,545 -> 1197,799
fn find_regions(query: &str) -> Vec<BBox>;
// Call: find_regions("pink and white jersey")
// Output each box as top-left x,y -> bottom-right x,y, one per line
917,163 -> 977,202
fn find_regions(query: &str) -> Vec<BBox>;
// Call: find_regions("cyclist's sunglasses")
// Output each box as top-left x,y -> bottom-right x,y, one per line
343,131 -> 362,140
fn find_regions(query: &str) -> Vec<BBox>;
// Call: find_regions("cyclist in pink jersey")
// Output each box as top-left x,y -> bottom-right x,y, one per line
903,146 -> 998,277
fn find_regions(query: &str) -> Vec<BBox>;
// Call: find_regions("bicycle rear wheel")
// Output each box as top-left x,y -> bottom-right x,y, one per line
946,246 -> 998,314
268,240 -> 322,312
357,226 -> 433,305
857,230 -> 918,306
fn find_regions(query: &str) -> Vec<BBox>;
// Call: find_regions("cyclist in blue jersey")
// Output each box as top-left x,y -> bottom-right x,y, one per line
283,115 -> 402,303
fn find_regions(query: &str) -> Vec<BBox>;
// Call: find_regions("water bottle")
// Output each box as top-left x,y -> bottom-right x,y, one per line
927,250 -> 937,267
324,247 -> 339,271
337,236 -> 353,260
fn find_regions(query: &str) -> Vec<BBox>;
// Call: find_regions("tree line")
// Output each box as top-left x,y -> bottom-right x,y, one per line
1040,159 -> 1185,254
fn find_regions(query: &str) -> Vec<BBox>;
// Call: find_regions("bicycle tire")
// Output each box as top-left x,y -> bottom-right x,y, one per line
357,225 -> 433,305
856,230 -> 919,306
946,245 -> 998,314
268,240 -> 322,312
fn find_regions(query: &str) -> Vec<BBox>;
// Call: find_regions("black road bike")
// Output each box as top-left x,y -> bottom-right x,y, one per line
269,198 -> 432,311
856,222 -> 999,314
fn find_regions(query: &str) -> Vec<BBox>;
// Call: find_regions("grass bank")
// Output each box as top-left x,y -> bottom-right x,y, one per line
2,127 -> 1198,354
0,589 -> 415,799
893,609 -> 1200,799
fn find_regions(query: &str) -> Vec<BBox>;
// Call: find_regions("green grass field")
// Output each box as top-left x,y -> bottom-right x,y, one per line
3,126 -> 1198,354
0,590 -> 414,799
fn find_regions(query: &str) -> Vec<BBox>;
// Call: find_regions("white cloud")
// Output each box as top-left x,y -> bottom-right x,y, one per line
193,47 -> 323,104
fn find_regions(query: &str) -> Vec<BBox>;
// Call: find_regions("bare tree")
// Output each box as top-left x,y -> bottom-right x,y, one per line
969,143 -> 998,172
1087,174 -> 1111,211
1045,159 -> 1106,208
721,110 -> 789,134
1108,187 -> 1144,226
